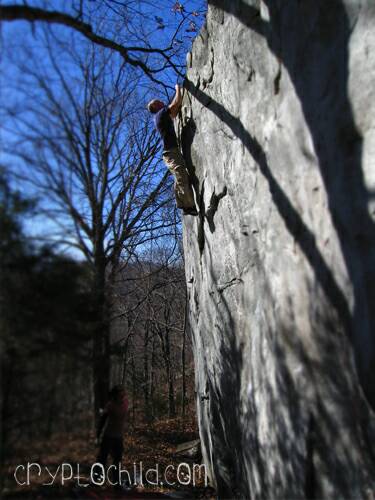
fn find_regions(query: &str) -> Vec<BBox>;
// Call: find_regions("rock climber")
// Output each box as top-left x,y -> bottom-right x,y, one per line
94,385 -> 129,488
147,84 -> 198,216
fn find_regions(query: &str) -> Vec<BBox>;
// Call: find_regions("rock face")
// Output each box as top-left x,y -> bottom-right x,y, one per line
181,1 -> 375,498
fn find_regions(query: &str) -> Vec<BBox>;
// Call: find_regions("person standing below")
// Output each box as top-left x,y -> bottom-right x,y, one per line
147,84 -> 198,216
95,385 -> 128,488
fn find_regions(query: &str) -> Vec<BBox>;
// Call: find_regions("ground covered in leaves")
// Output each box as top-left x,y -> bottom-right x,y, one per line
2,416 -> 215,499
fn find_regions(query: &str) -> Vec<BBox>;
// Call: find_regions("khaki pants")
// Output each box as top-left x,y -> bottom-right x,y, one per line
163,148 -> 195,210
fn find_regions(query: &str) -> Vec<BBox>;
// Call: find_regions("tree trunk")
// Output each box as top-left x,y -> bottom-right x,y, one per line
165,330 -> 176,418
92,252 -> 110,422
167,365 -> 176,418
143,322 -> 151,420
150,335 -> 156,420
131,353 -> 136,425
121,336 -> 129,386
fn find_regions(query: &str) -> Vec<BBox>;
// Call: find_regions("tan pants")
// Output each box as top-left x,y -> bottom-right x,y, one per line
163,148 -> 195,210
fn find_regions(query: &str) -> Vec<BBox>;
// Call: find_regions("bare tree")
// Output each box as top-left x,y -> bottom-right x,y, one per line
1,0 -> 205,423
112,242 -> 188,419
2,32 -> 177,414
0,1 -> 204,91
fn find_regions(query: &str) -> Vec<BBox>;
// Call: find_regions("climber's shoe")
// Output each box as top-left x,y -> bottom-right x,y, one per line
183,207 -> 198,216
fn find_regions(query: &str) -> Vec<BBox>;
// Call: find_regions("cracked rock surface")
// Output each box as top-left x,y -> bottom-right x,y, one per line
180,1 -> 375,498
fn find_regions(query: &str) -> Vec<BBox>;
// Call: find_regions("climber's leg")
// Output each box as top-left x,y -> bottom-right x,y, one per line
162,148 -> 196,210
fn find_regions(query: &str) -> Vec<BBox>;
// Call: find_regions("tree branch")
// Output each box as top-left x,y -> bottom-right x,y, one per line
0,4 -> 180,87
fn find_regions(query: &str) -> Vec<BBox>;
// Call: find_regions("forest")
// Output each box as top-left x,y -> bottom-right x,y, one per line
1,1 -> 208,498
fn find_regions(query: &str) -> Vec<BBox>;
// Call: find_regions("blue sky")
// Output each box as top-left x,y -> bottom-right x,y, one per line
1,0 -> 207,259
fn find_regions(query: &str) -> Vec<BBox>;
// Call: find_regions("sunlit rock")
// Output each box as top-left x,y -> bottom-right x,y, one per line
181,1 -> 375,498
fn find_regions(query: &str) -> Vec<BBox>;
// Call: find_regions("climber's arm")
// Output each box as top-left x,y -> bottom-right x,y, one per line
168,84 -> 183,119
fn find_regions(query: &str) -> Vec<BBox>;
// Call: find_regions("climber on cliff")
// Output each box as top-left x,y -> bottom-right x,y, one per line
147,84 -> 198,216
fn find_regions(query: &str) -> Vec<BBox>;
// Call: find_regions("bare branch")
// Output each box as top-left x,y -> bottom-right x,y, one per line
0,4 -> 182,87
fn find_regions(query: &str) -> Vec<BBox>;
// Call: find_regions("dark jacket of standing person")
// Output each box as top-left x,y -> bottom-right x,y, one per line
95,385 -> 128,486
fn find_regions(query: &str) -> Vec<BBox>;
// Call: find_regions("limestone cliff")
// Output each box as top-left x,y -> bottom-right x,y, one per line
181,1 -> 375,498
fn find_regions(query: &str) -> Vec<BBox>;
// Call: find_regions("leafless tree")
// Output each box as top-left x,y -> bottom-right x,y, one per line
0,1 -> 204,92
2,31 -> 178,414
1,0 -> 205,423
110,241 -> 191,420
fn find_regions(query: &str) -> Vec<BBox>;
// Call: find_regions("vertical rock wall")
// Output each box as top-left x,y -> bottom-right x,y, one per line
181,1 -> 375,498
